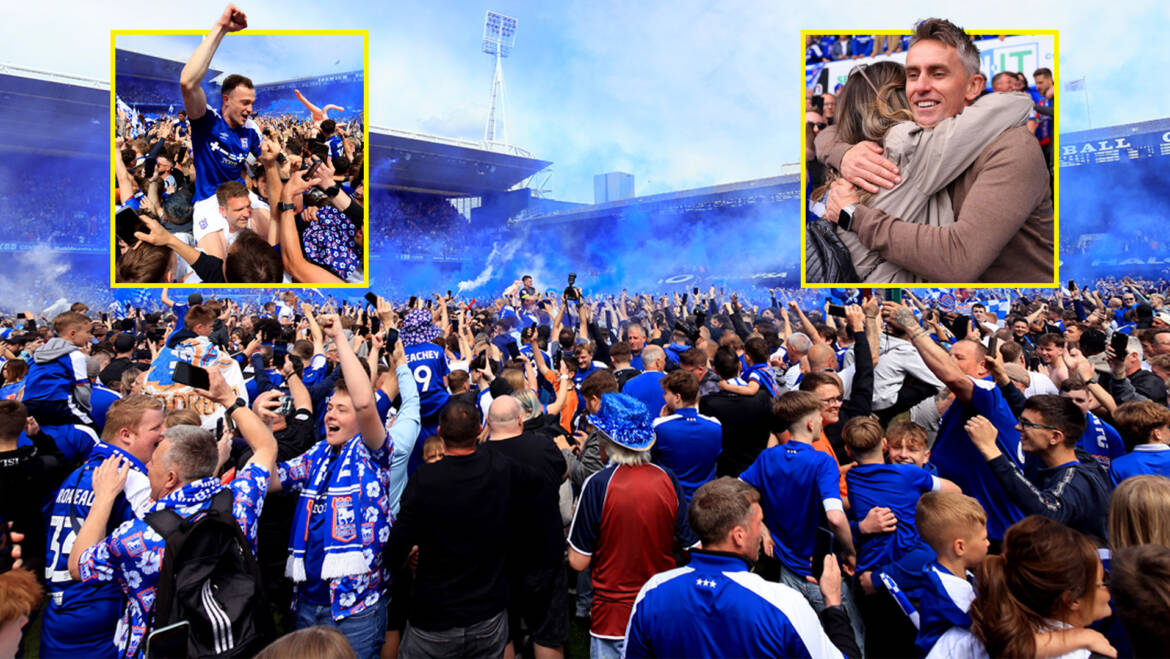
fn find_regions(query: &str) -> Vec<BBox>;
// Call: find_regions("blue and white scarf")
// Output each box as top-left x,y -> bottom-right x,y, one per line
286,437 -> 377,582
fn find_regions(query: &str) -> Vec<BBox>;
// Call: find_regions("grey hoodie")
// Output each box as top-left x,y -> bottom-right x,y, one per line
33,338 -> 92,411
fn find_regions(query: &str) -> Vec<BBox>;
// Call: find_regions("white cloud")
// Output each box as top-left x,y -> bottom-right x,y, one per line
2,0 -> 1167,201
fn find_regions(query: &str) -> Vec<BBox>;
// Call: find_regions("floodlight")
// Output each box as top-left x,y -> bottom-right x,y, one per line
482,11 -> 517,57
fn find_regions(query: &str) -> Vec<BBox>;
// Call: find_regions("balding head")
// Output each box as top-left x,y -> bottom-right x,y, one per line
807,344 -> 837,372
487,395 -> 524,440
1004,363 -> 1031,392
786,333 -> 812,359
642,345 -> 667,372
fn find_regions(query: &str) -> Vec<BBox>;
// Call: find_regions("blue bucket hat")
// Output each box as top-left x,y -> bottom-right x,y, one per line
588,393 -> 654,451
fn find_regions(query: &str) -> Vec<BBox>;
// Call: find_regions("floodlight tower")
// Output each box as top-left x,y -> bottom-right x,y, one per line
482,11 -> 517,148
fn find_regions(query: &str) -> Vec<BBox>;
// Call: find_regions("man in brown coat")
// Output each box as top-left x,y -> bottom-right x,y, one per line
818,18 -> 1054,284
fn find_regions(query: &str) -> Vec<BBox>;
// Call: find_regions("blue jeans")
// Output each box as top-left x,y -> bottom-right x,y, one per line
589,635 -> 625,659
295,598 -> 387,659
778,564 -> 865,656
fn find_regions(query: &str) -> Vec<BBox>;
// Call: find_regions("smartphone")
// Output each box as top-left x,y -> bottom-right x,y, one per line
304,157 -> 323,179
889,289 -> 903,303
385,328 -> 399,348
1111,332 -> 1130,358
146,620 -> 189,659
277,395 -> 295,417
408,296 -> 418,308
693,287 -> 700,295
364,292 -> 379,307
987,335 -> 999,358
115,208 -> 144,246
1068,280 -> 1077,293
447,290 -> 453,298
172,362 -> 210,390
861,288 -> 873,301
505,341 -> 521,361
215,417 -> 224,441
828,304 -> 847,318
812,527 -> 836,580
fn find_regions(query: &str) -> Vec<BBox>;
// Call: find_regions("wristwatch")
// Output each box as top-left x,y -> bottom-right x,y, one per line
224,397 -> 247,418
324,185 -> 341,198
277,202 -> 296,213
838,204 -> 858,232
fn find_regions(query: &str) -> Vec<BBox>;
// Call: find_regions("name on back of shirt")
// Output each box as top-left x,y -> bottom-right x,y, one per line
406,349 -> 443,363
56,487 -> 96,507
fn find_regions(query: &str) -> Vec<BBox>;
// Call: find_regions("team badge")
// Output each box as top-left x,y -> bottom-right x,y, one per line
332,496 -> 356,542
122,531 -> 146,557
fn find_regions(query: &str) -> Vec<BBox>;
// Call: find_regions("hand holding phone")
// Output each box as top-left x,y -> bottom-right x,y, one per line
172,362 -> 211,390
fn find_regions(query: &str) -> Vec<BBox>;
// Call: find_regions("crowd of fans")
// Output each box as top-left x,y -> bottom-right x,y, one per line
0,163 -> 105,247
370,191 -> 470,258
0,273 -> 1169,658
806,33 -> 1006,64
113,5 -> 365,285
252,76 -> 365,121
114,76 -> 188,108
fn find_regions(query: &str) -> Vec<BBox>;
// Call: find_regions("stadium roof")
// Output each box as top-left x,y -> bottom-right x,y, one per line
0,67 -> 106,155
1062,117 -> 1170,145
369,126 -> 551,197
115,49 -> 221,83
512,175 -> 800,226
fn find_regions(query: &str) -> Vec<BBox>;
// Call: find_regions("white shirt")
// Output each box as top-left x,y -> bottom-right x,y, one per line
871,334 -> 945,411
1024,369 -> 1059,397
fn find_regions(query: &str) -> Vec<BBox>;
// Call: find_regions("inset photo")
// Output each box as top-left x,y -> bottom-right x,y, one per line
112,6 -> 367,286
802,21 -> 1057,287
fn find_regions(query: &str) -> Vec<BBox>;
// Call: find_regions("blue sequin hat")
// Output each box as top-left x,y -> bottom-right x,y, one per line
588,393 -> 655,451
401,309 -> 441,346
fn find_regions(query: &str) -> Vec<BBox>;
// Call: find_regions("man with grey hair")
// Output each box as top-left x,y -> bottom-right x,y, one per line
1104,334 -> 1169,406
819,17 -> 1054,283
621,344 -> 668,417
68,367 -> 277,657
482,395 -> 569,657
779,332 -> 813,392
568,393 -> 697,658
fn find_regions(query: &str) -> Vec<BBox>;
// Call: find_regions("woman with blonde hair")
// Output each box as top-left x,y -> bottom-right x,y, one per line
811,60 -> 1034,283
1109,475 -> 1170,549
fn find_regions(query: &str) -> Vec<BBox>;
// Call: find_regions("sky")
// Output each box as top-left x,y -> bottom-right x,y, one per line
116,34 -> 364,86
2,0 -> 1166,203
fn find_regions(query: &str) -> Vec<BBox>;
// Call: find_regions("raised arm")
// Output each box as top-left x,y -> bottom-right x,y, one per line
321,314 -> 386,450
180,5 -> 247,121
198,366 -> 277,474
884,302 -> 974,403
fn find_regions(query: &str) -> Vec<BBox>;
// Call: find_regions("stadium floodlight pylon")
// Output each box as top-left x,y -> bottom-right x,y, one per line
482,11 -> 517,149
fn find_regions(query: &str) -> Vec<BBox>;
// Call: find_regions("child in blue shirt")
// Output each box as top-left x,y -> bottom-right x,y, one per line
914,491 -> 989,656
844,417 -> 958,656
22,312 -> 95,431
1110,401 -> 1170,482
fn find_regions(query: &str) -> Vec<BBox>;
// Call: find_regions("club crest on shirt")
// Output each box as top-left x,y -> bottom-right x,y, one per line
332,496 -> 356,542
137,586 -> 156,611
122,531 -> 146,557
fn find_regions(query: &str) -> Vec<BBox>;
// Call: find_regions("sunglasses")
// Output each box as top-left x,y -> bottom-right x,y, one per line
808,121 -> 827,130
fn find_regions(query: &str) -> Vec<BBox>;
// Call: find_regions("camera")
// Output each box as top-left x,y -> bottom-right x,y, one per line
564,273 -> 581,303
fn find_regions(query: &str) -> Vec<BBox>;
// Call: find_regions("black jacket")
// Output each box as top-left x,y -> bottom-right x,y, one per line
700,389 -> 774,477
987,451 -> 1112,540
